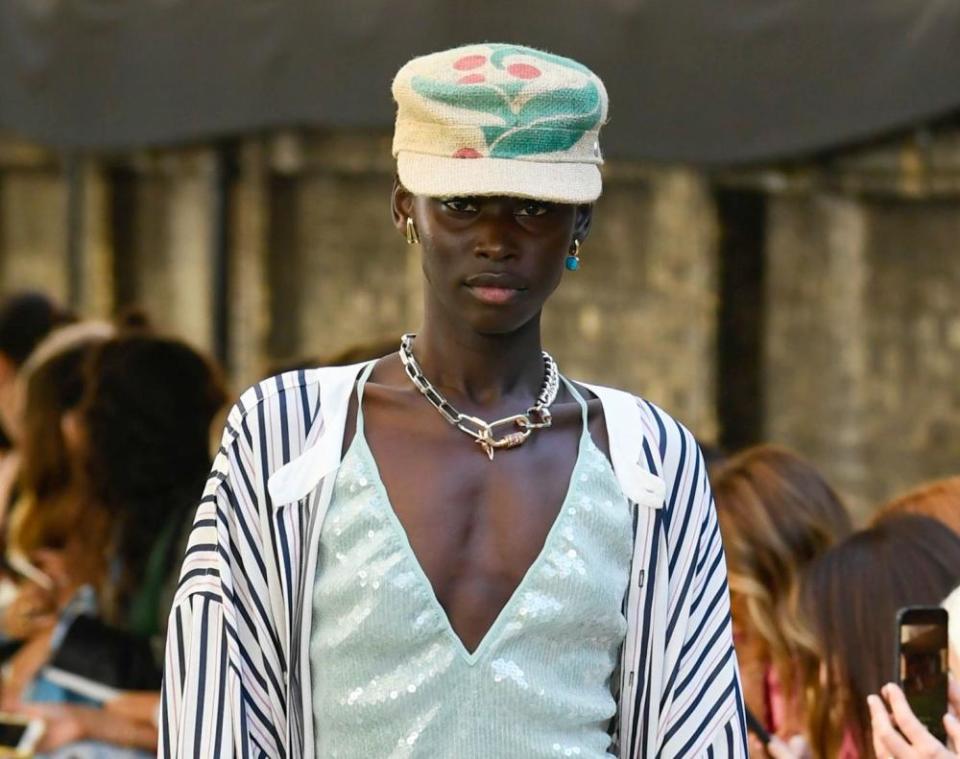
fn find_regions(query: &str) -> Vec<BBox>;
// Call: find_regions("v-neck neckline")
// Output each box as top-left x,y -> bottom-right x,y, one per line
346,364 -> 593,665
350,425 -> 590,666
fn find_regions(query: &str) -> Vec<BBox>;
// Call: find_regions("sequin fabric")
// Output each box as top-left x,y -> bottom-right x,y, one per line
310,371 -> 632,758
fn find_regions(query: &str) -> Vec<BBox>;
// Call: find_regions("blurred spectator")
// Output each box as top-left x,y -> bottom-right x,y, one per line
712,444 -> 852,743
1,323 -> 114,642
77,333 -> 228,640
800,515 -> 960,758
0,293 -> 73,529
0,292 -> 73,446
872,476 -> 960,536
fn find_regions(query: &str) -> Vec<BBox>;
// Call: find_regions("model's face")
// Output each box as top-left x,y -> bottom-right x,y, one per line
396,188 -> 592,335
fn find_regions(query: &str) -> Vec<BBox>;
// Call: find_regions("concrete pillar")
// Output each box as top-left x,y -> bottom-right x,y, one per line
75,161 -> 114,319
229,141 -> 271,389
764,193 -> 872,515
128,150 -> 216,355
0,141 -> 68,300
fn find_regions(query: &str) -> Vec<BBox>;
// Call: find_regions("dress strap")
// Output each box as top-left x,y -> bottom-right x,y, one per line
559,375 -> 590,440
353,360 -> 377,434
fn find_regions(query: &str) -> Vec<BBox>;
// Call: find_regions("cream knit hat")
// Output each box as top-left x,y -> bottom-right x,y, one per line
392,43 -> 609,203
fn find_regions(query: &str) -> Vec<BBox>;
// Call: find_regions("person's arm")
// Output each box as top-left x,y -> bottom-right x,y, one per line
868,681 -> 960,758
655,433 -> 748,757
20,703 -> 157,752
106,690 -> 161,726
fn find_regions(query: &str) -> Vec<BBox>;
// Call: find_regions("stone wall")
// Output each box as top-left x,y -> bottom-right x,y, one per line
729,130 -> 960,517
762,190 -> 960,517
0,131 -> 719,442
2,126 -> 959,513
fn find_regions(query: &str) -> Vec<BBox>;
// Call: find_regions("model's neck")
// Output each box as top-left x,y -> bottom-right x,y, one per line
412,316 -> 546,407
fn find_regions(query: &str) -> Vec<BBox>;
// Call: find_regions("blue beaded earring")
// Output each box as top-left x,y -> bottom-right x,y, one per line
565,239 -> 581,271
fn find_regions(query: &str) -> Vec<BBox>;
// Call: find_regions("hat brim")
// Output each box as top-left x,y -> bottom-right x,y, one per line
396,152 -> 601,204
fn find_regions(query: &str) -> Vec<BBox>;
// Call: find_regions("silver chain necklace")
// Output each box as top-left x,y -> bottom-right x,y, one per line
398,333 -> 560,460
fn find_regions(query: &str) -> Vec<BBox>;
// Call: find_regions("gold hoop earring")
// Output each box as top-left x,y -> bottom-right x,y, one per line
405,217 -> 420,245
565,239 -> 581,271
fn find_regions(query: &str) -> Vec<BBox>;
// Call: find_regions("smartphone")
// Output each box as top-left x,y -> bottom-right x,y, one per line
0,712 -> 44,756
896,606 -> 949,742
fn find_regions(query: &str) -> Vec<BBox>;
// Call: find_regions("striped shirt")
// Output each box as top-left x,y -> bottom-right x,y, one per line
160,362 -> 747,758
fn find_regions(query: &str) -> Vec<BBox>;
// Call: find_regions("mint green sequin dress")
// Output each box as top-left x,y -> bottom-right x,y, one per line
310,365 -> 633,758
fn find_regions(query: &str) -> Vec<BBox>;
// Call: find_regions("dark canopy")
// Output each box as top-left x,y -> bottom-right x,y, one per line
1,1 -> 958,164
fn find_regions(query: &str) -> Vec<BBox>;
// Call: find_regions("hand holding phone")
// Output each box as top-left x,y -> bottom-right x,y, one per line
896,606 -> 950,742
867,682 -> 960,758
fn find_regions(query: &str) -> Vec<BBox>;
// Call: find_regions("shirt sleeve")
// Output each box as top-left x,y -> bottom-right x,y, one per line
656,433 -> 748,758
159,395 -> 288,759
160,588 -> 235,757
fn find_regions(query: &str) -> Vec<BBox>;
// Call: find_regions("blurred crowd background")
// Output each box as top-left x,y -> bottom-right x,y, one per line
0,2 -> 958,757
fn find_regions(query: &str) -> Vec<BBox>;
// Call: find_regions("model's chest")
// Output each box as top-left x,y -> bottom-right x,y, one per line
364,413 -> 586,591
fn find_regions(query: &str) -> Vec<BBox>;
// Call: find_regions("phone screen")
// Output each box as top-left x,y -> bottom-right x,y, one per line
899,618 -> 949,741
0,721 -> 27,748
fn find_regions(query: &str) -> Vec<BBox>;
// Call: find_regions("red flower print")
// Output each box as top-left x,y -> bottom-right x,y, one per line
506,63 -> 541,80
453,148 -> 482,159
453,55 -> 487,71
458,74 -> 486,84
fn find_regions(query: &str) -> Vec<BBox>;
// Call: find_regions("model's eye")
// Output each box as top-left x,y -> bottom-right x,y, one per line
515,201 -> 552,217
441,198 -> 478,213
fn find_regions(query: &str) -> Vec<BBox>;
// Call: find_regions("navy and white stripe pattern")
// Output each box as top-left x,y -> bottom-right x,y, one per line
160,365 -> 746,758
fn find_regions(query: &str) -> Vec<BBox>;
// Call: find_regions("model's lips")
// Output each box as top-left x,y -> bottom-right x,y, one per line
468,286 -> 521,305
463,273 -> 527,306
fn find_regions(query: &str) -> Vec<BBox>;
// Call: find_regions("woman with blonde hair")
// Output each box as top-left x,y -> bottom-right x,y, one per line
1,322 -> 114,642
712,444 -> 852,746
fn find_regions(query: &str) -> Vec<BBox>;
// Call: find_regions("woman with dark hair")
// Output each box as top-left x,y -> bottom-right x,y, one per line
713,445 -> 852,745
79,334 -> 228,637
162,44 -> 746,758
801,515 -> 960,758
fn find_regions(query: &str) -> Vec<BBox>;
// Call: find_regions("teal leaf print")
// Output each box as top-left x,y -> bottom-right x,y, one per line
410,76 -> 513,125
489,84 -> 602,157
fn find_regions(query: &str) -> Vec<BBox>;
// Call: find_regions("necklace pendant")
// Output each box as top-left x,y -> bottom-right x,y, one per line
477,437 -> 496,461
475,427 -> 532,460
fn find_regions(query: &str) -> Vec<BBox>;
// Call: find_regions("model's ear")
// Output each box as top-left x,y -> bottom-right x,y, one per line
573,203 -> 594,244
391,177 -> 415,233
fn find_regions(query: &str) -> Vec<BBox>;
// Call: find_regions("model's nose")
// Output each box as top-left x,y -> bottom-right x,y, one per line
474,238 -> 513,261
472,210 -> 516,261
